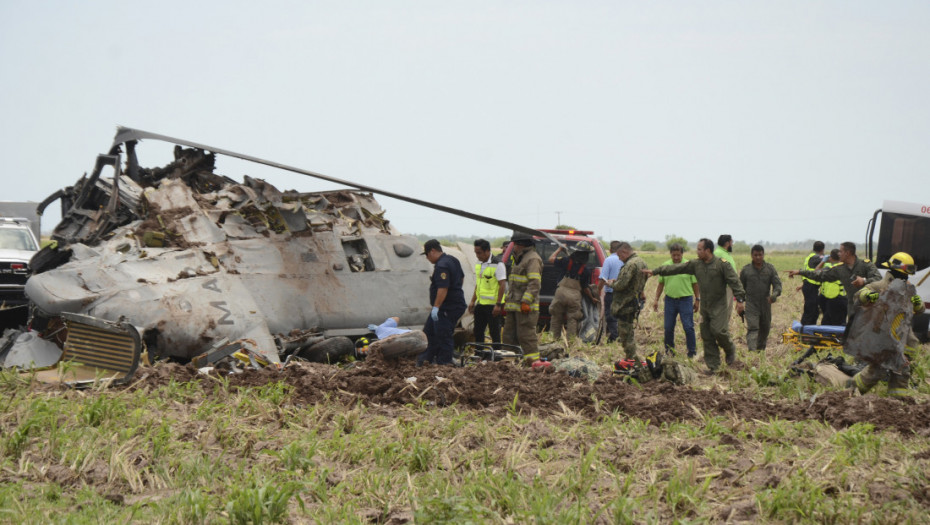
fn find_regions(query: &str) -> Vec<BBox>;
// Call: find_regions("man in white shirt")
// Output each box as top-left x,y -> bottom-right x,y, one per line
597,241 -> 623,343
468,239 -> 508,347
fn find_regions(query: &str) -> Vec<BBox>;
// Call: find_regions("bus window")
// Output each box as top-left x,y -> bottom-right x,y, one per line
878,212 -> 930,271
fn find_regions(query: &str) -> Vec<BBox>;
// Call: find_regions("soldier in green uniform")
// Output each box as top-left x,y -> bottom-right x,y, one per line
607,243 -> 648,359
739,245 -> 782,352
788,241 -> 880,323
645,238 -> 746,373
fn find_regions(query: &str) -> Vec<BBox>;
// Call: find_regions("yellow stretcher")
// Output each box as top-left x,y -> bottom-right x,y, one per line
782,321 -> 845,352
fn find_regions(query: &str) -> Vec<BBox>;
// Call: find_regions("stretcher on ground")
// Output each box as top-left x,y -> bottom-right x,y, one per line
459,342 -> 525,367
781,321 -> 845,352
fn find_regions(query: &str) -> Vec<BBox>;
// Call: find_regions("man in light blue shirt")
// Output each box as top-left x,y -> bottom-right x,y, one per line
597,241 -> 624,343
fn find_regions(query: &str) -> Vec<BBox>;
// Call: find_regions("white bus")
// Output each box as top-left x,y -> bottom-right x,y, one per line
865,200 -> 930,342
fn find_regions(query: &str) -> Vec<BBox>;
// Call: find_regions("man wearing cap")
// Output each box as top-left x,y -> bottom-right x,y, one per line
419,239 -> 467,366
547,241 -> 598,342
502,232 -> 544,360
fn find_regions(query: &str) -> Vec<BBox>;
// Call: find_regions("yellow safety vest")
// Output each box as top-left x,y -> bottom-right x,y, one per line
802,252 -> 821,285
474,261 -> 501,305
820,262 -> 846,299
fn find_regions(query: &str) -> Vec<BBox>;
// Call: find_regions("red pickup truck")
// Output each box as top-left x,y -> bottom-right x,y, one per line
501,229 -> 605,329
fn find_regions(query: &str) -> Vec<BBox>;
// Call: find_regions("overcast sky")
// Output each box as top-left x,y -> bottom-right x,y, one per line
2,1 -> 928,244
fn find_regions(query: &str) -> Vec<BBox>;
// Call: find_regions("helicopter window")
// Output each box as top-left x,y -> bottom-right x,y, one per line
342,239 -> 375,272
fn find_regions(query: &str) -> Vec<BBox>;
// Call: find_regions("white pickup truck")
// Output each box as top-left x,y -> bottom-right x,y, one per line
0,217 -> 39,312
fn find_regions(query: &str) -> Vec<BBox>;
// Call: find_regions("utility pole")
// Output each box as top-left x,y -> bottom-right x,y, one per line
555,211 -> 562,226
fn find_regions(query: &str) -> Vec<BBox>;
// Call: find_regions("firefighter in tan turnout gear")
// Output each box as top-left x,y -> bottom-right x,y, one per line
846,252 -> 925,397
547,241 -> 598,342
503,232 -> 544,360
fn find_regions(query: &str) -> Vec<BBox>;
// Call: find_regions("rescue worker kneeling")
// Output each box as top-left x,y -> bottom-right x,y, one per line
547,241 -> 598,342
847,252 -> 925,397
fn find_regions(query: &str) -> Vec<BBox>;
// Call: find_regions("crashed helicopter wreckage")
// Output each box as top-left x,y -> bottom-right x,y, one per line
2,127 -> 588,375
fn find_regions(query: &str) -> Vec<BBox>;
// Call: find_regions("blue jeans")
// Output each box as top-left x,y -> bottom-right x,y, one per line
603,291 -> 618,342
664,296 -> 696,356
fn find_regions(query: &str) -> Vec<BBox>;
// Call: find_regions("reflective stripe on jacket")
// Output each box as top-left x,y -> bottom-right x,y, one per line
475,261 -> 501,305
802,252 -> 820,285
505,247 -> 543,311
820,262 -> 845,299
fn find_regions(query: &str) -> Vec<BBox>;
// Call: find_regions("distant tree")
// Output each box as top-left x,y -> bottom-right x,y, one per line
554,224 -> 576,230
640,242 -> 657,251
732,241 -> 752,254
665,234 -> 689,252
492,236 -> 510,251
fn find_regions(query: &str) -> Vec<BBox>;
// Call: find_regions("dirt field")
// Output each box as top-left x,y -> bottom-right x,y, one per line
2,252 -> 929,523
202,358 -> 930,436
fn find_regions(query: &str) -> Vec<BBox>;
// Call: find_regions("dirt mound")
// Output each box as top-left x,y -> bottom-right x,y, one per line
129,360 -> 930,434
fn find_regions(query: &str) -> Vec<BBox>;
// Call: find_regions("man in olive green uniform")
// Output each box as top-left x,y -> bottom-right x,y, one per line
608,243 -> 648,363
645,238 -> 746,373
714,234 -> 737,320
739,245 -> 782,352
502,232 -> 543,360
788,242 -> 880,323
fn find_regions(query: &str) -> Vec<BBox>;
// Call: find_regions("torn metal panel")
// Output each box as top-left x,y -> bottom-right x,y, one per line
32,313 -> 141,387
845,279 -> 914,373
0,329 -> 61,368
109,127 -> 564,246
48,155 -> 145,245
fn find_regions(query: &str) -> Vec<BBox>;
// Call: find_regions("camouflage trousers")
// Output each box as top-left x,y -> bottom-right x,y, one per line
700,310 -> 736,371
617,319 -> 639,361
852,364 -> 910,397
502,310 -> 539,359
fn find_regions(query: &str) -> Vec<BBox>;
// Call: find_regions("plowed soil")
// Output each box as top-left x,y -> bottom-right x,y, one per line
131,358 -> 930,435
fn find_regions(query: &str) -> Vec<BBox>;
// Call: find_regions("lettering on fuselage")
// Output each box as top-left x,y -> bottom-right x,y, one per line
202,278 -> 234,325
210,301 -> 235,325
202,278 -> 222,294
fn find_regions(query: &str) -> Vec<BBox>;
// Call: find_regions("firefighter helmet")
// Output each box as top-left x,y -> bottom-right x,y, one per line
510,231 -> 535,246
573,241 -> 594,253
882,252 -> 916,275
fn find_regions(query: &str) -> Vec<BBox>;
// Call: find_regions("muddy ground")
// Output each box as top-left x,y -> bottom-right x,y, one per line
129,357 -> 930,436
